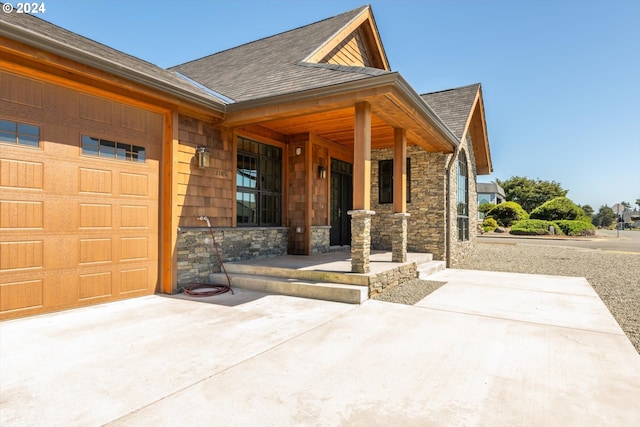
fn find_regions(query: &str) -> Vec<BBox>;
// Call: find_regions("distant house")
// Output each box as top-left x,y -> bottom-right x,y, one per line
477,182 -> 505,218
622,211 -> 640,229
0,5 -> 492,319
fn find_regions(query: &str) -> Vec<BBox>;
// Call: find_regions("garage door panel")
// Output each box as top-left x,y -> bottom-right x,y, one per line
79,167 -> 112,194
0,200 -> 44,229
120,172 -> 148,197
79,238 -> 113,265
80,203 -> 112,228
0,279 -> 43,312
0,240 -> 43,271
79,272 -> 112,300
120,268 -> 148,294
120,237 -> 148,261
0,158 -> 44,189
121,205 -> 148,228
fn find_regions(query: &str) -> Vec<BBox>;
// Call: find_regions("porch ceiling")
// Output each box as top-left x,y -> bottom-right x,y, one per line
226,88 -> 456,153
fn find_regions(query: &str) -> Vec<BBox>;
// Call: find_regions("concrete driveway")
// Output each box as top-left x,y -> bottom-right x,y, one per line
2,270 -> 639,426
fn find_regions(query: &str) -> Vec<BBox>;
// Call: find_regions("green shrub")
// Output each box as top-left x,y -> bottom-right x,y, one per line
479,202 -> 495,216
555,220 -> 595,236
486,201 -> 529,227
510,219 -> 564,235
482,217 -> 498,232
530,197 -> 588,221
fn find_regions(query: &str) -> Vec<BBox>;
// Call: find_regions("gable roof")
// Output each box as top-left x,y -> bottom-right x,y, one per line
421,83 -> 492,174
420,83 -> 480,139
0,7 -> 226,111
170,5 -> 392,103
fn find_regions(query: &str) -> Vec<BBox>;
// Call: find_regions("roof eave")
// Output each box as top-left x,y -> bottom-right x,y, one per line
0,22 -> 227,113
226,72 -> 459,151
393,74 -> 459,151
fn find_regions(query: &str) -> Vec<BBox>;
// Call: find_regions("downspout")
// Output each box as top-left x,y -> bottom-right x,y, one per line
445,143 -> 464,268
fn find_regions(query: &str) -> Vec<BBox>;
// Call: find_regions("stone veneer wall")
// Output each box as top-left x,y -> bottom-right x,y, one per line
370,146 -> 448,260
177,227 -> 288,286
311,226 -> 331,255
448,135 -> 478,265
370,140 -> 479,266
368,263 -> 417,296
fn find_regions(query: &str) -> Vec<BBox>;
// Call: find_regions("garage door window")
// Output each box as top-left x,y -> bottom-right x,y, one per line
0,119 -> 40,147
82,135 -> 146,162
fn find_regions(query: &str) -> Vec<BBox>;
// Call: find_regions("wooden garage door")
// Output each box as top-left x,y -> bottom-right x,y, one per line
0,74 -> 161,319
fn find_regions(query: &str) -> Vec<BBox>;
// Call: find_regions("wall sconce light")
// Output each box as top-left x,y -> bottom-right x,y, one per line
295,147 -> 302,156
318,165 -> 327,179
195,146 -> 210,168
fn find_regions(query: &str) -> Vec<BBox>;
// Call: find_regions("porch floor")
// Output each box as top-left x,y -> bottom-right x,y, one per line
227,250 -> 433,275
209,250 -> 443,304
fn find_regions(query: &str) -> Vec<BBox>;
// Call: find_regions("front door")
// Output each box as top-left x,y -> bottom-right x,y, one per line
330,159 -> 353,246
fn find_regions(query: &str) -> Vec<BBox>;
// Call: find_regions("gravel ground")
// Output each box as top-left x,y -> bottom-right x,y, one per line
375,242 -> 640,354
373,279 -> 446,305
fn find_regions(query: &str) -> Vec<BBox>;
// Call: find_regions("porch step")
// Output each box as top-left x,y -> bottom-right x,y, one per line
209,273 -> 368,304
416,260 -> 447,280
221,263 -> 369,286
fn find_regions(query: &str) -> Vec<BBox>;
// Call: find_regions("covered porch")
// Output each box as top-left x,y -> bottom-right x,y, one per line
225,73 -> 459,274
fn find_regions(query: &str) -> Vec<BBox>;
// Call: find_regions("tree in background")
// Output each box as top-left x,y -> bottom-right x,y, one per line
497,176 -> 568,213
621,201 -> 632,211
592,205 -> 618,228
580,204 -> 594,218
636,198 -> 640,210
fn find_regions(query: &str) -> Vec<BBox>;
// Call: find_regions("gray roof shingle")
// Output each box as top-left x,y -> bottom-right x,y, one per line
169,6 -> 392,103
420,83 -> 480,139
477,182 -> 505,197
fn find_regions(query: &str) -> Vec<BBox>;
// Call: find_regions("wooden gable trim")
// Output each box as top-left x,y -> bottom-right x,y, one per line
459,87 -> 492,175
304,7 -> 390,71
471,93 -> 492,175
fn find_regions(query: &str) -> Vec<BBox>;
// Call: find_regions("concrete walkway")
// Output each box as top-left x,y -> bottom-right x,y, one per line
1,270 -> 639,426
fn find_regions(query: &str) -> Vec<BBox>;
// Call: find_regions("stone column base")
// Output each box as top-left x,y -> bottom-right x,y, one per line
391,212 -> 410,263
348,210 -> 375,273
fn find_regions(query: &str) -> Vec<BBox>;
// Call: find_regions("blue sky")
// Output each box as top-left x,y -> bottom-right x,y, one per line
37,0 -> 640,210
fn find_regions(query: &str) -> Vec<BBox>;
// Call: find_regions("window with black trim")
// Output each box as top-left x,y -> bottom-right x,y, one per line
457,151 -> 469,241
378,158 -> 411,204
81,135 -> 146,162
236,137 -> 282,226
0,119 -> 40,147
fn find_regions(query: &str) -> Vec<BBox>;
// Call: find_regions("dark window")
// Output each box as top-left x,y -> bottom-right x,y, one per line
81,135 -> 145,162
457,151 -> 469,241
378,158 -> 411,204
236,137 -> 281,226
0,119 -> 40,147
